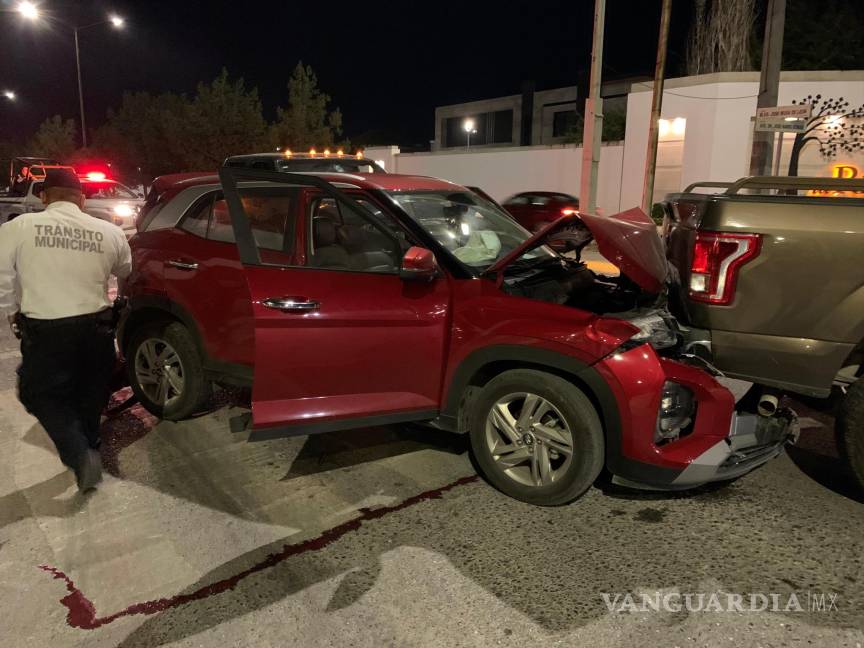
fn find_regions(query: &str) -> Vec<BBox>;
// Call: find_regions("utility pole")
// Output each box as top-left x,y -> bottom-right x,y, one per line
641,0 -> 672,214
74,27 -> 87,148
579,0 -> 606,214
749,0 -> 787,175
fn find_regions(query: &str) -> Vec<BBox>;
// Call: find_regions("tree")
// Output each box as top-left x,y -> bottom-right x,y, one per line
787,95 -> 864,176
686,0 -> 757,75
563,105 -> 627,145
94,91 -> 191,181
781,0 -> 864,70
270,62 -> 343,150
27,115 -> 77,161
182,69 -> 267,169
94,70 -> 267,178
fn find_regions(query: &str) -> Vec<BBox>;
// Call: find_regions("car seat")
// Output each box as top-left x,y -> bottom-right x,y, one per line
310,216 -> 351,269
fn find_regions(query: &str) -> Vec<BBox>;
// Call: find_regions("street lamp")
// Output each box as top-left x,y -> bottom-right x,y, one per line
10,7 -> 126,147
463,118 -> 477,150
17,1 -> 39,20
3,90 -> 17,101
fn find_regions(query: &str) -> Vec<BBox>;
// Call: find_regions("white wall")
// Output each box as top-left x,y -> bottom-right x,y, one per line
622,70 -> 864,207
365,144 -> 625,215
368,71 -> 864,215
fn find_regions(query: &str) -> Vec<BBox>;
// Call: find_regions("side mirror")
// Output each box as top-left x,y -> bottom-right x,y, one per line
399,246 -> 437,281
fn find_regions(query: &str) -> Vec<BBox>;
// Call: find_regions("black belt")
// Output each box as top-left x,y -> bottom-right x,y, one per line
21,308 -> 113,329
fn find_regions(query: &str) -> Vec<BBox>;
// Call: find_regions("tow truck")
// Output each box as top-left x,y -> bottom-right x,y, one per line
0,161 -> 143,235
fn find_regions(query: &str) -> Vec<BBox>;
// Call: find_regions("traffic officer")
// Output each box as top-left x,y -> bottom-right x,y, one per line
0,168 -> 132,491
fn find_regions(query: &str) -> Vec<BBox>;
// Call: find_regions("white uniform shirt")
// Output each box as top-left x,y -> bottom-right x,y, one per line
0,200 -> 132,320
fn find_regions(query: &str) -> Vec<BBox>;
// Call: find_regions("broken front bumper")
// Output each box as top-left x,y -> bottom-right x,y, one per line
594,344 -> 798,490
668,408 -> 799,488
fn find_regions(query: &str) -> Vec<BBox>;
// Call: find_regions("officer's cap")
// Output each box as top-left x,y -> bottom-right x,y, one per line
43,168 -> 82,192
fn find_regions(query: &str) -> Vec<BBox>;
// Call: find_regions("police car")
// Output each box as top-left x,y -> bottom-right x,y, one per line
0,168 -> 143,236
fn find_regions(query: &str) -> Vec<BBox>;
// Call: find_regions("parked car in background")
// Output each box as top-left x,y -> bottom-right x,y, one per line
224,152 -> 386,174
503,191 -> 579,232
119,169 -> 795,506
662,175 -> 864,488
0,168 -> 143,235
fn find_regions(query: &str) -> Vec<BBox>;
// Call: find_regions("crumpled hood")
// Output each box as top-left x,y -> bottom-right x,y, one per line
486,208 -> 668,293
579,208 -> 667,293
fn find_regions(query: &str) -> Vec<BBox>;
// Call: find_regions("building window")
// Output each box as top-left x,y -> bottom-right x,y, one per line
444,109 -> 514,147
552,110 -> 578,138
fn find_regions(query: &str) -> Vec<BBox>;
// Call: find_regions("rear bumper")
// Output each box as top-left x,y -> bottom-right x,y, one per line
595,344 -> 797,490
704,329 -> 853,399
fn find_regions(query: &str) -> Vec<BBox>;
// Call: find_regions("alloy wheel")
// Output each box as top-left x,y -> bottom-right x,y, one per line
485,392 -> 575,487
134,337 -> 186,407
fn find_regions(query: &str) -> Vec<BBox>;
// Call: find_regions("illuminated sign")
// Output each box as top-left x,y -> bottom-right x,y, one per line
833,164 -> 859,179
809,164 -> 864,197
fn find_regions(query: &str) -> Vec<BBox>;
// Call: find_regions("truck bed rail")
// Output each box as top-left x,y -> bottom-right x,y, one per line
681,176 -> 864,196
725,176 -> 864,195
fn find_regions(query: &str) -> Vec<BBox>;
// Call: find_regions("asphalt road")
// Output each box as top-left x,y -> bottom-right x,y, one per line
1,323 -> 862,648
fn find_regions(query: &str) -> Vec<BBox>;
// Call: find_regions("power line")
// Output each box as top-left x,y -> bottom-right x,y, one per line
632,80 -> 758,100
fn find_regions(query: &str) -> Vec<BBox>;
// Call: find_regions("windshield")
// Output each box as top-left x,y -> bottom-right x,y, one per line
82,181 -> 138,200
387,190 -> 555,271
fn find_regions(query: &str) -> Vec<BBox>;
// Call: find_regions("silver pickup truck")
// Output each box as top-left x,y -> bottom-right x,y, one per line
0,177 -> 143,236
662,176 -> 864,489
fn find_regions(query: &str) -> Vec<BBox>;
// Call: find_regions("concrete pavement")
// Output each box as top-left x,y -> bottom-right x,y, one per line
1,324 -> 863,647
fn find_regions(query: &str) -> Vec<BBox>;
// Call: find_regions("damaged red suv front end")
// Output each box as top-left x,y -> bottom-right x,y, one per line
486,207 -> 798,490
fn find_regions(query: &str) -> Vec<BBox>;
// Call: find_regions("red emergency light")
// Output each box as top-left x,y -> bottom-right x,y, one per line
84,171 -> 107,181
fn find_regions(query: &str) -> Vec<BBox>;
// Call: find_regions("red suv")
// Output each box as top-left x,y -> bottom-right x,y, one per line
119,168 -> 796,505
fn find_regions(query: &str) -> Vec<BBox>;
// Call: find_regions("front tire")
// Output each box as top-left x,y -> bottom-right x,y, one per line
126,321 -> 209,420
469,369 -> 605,506
837,376 -> 864,491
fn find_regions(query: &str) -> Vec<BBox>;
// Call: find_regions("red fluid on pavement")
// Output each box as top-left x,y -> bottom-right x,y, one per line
39,474 -> 479,630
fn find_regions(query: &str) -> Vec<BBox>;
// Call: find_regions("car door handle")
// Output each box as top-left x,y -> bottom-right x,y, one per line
167,259 -> 199,271
262,297 -> 320,312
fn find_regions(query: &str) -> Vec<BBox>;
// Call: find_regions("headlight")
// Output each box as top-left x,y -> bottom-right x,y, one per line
625,312 -> 679,350
113,204 -> 135,218
655,381 -> 695,443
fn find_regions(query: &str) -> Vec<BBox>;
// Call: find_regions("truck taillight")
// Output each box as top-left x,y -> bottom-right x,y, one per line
689,231 -> 761,305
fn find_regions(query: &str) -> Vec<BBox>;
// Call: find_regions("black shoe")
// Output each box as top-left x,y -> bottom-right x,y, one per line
76,449 -> 103,492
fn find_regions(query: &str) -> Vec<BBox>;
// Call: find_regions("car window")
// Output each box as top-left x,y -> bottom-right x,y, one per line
82,182 -> 138,200
274,159 -> 384,174
353,197 -> 411,250
180,189 -> 297,265
208,198 -> 233,243
504,195 -> 529,206
179,197 -> 211,238
211,189 -> 296,252
529,195 -> 550,206
388,190 -> 555,272
308,196 -> 399,273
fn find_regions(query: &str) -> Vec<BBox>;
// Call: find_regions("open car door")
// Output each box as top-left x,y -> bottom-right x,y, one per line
219,167 -> 450,441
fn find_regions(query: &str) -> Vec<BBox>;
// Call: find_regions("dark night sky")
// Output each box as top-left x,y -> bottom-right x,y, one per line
0,0 -> 695,147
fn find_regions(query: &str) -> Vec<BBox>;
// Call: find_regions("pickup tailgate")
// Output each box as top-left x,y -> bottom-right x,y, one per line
663,185 -> 864,397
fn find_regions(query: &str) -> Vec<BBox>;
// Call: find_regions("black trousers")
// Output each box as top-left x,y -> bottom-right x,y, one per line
17,311 -> 116,471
